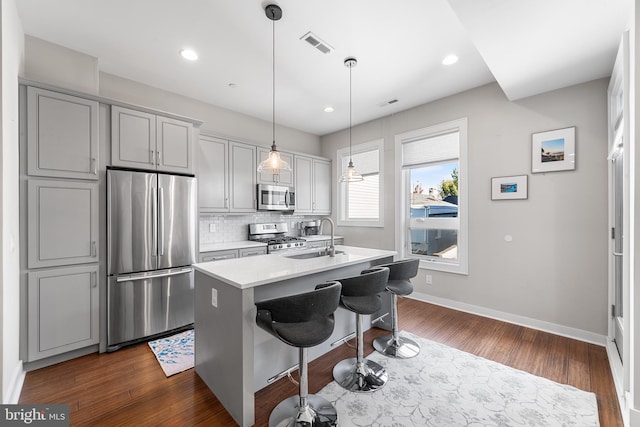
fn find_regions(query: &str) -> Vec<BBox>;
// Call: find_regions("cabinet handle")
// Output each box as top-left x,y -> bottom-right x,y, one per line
91,157 -> 97,175
91,241 -> 97,257
157,150 -> 162,166
225,197 -> 228,209
91,272 -> 97,288
150,150 -> 155,164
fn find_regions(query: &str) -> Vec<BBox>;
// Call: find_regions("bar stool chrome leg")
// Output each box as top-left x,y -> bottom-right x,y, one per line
270,347 -> 338,427
373,293 -> 420,359
333,313 -> 388,392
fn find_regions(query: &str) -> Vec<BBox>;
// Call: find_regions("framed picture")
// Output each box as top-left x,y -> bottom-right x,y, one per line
491,175 -> 528,200
531,126 -> 576,173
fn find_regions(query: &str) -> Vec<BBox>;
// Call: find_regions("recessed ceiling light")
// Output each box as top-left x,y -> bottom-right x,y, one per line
180,49 -> 198,61
442,54 -> 458,65
324,106 -> 335,113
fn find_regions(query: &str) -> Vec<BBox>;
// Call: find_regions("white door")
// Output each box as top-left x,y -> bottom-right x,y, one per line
612,140 -> 624,359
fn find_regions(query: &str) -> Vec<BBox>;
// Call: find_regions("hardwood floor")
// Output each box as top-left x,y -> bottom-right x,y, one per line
19,298 -> 622,426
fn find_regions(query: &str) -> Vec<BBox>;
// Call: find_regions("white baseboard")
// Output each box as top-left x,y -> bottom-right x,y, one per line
410,292 -> 607,346
4,360 -> 25,404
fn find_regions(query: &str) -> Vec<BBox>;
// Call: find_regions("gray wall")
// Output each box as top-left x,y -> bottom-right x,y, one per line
2,0 -> 25,402
321,80 -> 609,337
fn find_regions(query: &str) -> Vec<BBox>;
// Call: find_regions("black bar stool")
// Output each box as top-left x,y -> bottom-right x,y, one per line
255,281 -> 341,427
332,266 -> 390,393
373,258 -> 421,359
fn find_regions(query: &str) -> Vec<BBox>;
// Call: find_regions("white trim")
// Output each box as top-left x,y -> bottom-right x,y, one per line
336,139 -> 384,227
394,117 -> 468,274
410,292 -> 607,346
606,339 -> 629,426
4,360 -> 25,404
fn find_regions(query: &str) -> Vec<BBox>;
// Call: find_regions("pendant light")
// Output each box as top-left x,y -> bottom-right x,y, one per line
339,57 -> 364,183
257,4 -> 292,176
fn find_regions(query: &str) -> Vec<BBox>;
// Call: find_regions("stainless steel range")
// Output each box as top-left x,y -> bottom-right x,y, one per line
248,222 -> 307,253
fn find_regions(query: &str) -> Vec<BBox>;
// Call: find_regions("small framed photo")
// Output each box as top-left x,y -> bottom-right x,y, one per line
491,175 -> 528,200
532,126 -> 576,173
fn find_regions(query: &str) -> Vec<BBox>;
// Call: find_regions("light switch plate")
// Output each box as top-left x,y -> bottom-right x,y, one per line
209,223 -> 216,232
211,288 -> 218,307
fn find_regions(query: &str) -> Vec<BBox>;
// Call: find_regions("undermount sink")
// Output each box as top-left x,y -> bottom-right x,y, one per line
283,250 -> 345,260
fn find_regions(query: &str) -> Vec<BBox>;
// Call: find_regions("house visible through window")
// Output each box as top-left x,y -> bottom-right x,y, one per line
337,139 -> 384,227
395,118 -> 468,274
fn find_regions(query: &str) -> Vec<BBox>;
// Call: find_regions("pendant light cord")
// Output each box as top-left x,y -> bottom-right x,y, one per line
349,61 -> 353,163
272,10 -> 276,148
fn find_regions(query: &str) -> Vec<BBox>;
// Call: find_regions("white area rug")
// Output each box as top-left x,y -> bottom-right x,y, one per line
318,331 -> 599,426
148,329 -> 194,377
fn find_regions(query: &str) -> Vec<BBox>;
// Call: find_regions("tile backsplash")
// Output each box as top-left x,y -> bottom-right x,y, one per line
199,213 -> 323,245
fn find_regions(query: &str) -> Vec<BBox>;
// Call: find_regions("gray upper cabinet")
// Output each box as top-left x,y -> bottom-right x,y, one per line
294,155 -> 331,215
198,135 -> 229,212
257,146 -> 294,186
229,141 -> 257,212
111,105 -> 193,174
27,264 -> 99,361
197,137 -> 256,213
27,87 -> 99,180
28,179 -> 99,269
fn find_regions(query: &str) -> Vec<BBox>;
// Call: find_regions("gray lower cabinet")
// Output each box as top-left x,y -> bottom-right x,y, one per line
27,179 -> 99,269
27,264 -> 99,361
111,105 -> 194,174
27,87 -> 99,180
199,246 -> 267,262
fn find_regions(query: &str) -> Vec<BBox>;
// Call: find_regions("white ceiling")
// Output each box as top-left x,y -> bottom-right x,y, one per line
15,0 -> 631,136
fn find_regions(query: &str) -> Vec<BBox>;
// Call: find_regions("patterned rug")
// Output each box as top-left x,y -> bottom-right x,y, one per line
148,329 -> 194,377
319,331 -> 599,426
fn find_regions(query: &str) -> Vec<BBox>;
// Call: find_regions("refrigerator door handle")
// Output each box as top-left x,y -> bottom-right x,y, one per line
116,267 -> 193,283
152,189 -> 158,257
159,187 -> 165,256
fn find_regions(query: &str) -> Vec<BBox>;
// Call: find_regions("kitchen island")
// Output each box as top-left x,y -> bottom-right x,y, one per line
193,245 -> 396,427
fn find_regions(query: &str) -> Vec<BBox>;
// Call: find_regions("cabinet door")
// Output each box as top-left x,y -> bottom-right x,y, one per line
199,250 -> 238,262
239,247 -> 267,257
27,264 -> 99,361
27,87 -> 99,180
294,155 -> 313,213
257,146 -> 294,186
313,159 -> 332,214
157,116 -> 193,174
198,136 -> 229,212
229,141 -> 256,212
111,106 -> 156,170
28,180 -> 99,268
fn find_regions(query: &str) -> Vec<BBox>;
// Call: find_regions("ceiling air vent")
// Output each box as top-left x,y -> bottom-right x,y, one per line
300,31 -> 334,54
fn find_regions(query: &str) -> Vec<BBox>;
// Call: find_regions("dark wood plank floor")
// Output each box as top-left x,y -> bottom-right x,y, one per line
19,299 -> 622,426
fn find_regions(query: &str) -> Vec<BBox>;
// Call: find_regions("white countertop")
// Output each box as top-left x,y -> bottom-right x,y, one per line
193,245 -> 396,289
200,241 -> 266,253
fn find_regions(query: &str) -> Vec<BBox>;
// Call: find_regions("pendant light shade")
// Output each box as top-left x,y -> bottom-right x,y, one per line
339,57 -> 363,183
258,4 -> 292,175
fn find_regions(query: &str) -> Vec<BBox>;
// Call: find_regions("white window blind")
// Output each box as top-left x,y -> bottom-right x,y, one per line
348,175 -> 379,219
402,131 -> 459,167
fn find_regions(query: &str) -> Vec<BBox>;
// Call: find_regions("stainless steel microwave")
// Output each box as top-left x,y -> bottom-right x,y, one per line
257,184 -> 295,212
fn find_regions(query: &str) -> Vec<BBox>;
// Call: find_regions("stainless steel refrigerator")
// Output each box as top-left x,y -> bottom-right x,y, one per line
107,169 -> 197,351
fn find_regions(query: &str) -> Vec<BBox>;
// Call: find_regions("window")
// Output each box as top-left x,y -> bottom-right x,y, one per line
395,118 -> 468,274
337,139 -> 384,227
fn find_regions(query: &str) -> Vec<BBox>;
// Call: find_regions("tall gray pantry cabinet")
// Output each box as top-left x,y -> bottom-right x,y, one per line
22,86 -> 101,362
20,83 -> 199,367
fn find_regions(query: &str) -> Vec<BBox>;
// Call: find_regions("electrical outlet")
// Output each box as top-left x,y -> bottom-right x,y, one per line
425,275 -> 433,285
211,288 -> 218,307
209,223 -> 216,232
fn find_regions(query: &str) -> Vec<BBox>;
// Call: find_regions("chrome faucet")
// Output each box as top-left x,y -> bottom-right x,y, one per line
319,217 -> 336,257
